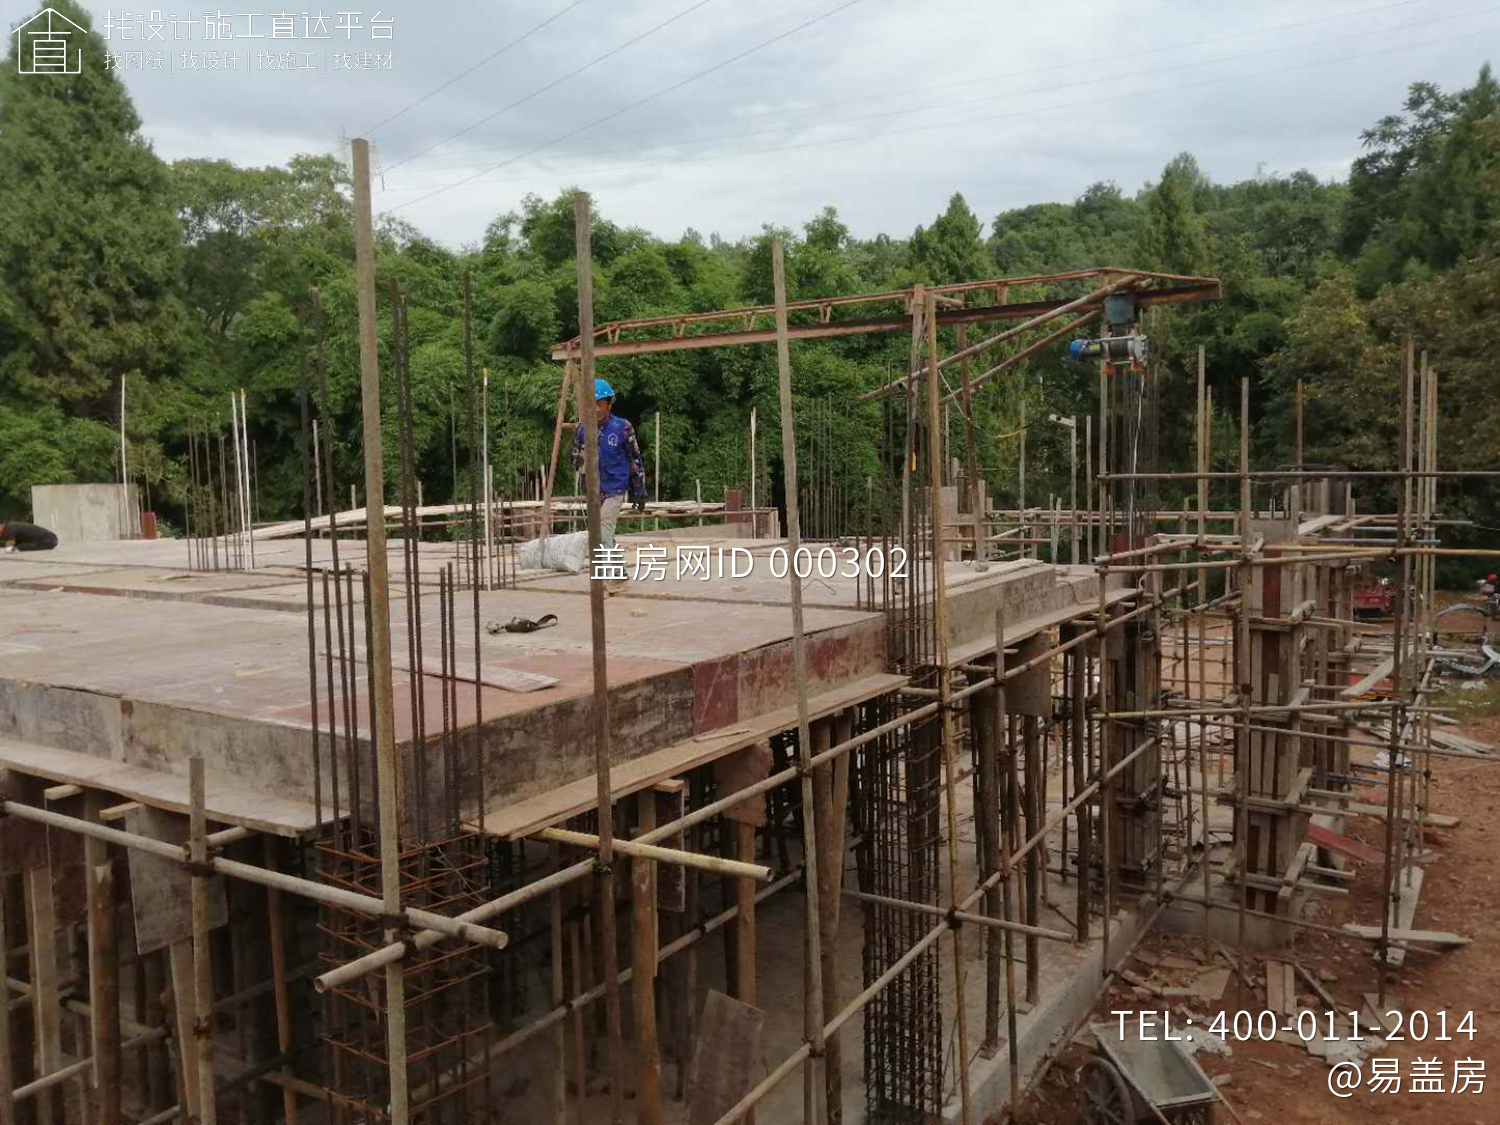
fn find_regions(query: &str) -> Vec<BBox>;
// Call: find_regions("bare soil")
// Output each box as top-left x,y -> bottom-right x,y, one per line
1011,709 -> 1500,1124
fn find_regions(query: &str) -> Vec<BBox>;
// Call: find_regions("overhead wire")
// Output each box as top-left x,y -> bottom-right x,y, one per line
378,3 -> 1500,180
363,0 -> 592,138
388,0 -> 865,212
701,0 -> 1428,101
378,24 -> 1499,198
381,0 -> 721,172
389,0 -> 1439,170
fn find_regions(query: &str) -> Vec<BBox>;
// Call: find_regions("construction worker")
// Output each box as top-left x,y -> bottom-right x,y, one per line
0,520 -> 58,552
571,378 -> 647,555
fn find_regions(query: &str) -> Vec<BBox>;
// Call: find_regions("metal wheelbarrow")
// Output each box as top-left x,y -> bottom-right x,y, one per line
1076,1021 -> 1220,1125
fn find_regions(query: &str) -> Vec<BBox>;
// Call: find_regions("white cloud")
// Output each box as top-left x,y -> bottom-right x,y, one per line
59,0 -> 1497,246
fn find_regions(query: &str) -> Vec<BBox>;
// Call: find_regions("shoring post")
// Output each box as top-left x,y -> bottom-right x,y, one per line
262,836 -> 300,1125
550,843 -> 568,1125
0,862 -> 12,1125
735,814 -> 757,1013
679,819 -> 702,1102
573,193 -> 627,1125
1378,341 -> 1413,1007
1179,498 -> 1195,914
1235,378 -> 1251,953
1085,414 -> 1094,561
977,648 -> 1003,1053
959,323 -> 982,562
24,846 -> 64,1124
924,290 -> 975,1125
632,795 -> 663,1125
1068,619 -> 1090,939
769,238 -> 827,1125
1196,348 -> 1212,909
1096,359 -> 1115,971
85,791 -> 122,1125
543,358 -> 573,539
1070,421 -> 1079,564
1421,361 -> 1437,856
569,909 -> 589,1125
189,757 -> 218,1125
994,604 -> 1021,1108
350,136 -> 410,1123
811,719 -> 843,1125
1019,397 -> 1027,559
1096,554 -> 1113,973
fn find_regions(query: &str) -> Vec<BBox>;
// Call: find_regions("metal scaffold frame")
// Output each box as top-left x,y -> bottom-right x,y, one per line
9,158 -> 1500,1125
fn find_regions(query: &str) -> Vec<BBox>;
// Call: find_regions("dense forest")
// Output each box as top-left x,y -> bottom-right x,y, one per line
2,2 -> 1498,575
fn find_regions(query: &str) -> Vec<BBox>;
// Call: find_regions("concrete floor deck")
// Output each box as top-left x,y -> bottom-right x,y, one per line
0,535 -> 1101,833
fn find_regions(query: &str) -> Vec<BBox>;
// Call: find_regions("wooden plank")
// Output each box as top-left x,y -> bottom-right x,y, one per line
478,673 -> 906,840
1307,823 -> 1382,864
686,991 -> 765,1125
1362,991 -> 1401,1035
633,793 -> 663,1125
1279,842 -> 1315,905
0,870 -> 13,1125
0,768 -> 49,875
0,736 -> 319,836
1383,866 -> 1424,968
1296,514 -> 1343,537
85,793 -> 122,1125
24,862 -> 65,1125
126,806 -> 229,957
1191,968 -> 1230,1004
1007,635 -> 1051,718
1294,963 -> 1339,1014
1265,959 -> 1286,1014
168,940 -> 202,1120
1340,657 -> 1393,698
945,587 -> 1136,668
655,786 -> 686,913
1342,925 -> 1468,946
1345,801 -> 1459,829
714,744 -> 771,829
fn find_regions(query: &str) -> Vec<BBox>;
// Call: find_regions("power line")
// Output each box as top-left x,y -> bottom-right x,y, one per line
383,3 -> 1495,178
382,0 -> 720,172
363,0 -> 592,138
389,0 -> 865,212
379,24 -> 1497,199
390,0 -> 1433,170
702,0 -> 1428,101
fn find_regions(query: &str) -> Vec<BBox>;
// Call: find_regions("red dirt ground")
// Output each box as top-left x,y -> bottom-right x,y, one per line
1011,713 -> 1500,1125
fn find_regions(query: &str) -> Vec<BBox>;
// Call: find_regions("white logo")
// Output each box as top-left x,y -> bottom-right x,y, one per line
14,8 -> 84,75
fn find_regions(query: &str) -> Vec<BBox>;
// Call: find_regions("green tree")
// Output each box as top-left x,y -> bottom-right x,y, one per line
0,0 -> 191,510
1135,153 -> 1210,275
910,192 -> 988,284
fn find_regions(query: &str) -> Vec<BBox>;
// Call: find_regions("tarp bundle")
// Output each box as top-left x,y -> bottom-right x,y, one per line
514,530 -> 590,574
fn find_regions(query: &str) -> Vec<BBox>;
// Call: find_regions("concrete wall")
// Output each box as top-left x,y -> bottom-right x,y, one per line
31,484 -> 140,544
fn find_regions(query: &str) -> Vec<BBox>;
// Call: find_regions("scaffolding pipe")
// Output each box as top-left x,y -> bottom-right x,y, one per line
0,802 -> 508,949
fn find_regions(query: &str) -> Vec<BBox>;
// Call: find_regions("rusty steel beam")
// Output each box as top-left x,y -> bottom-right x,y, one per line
549,280 -> 1221,360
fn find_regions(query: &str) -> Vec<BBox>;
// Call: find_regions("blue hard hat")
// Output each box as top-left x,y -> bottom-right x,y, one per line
594,378 -> 615,401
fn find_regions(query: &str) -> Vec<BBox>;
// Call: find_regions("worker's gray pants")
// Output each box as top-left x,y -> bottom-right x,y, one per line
600,493 -> 625,551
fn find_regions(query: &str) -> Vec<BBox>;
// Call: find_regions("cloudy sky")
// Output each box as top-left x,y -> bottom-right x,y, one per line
21,1 -> 1500,247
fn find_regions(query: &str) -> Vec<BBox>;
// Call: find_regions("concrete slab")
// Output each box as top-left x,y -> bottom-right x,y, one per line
0,535 -> 1108,833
